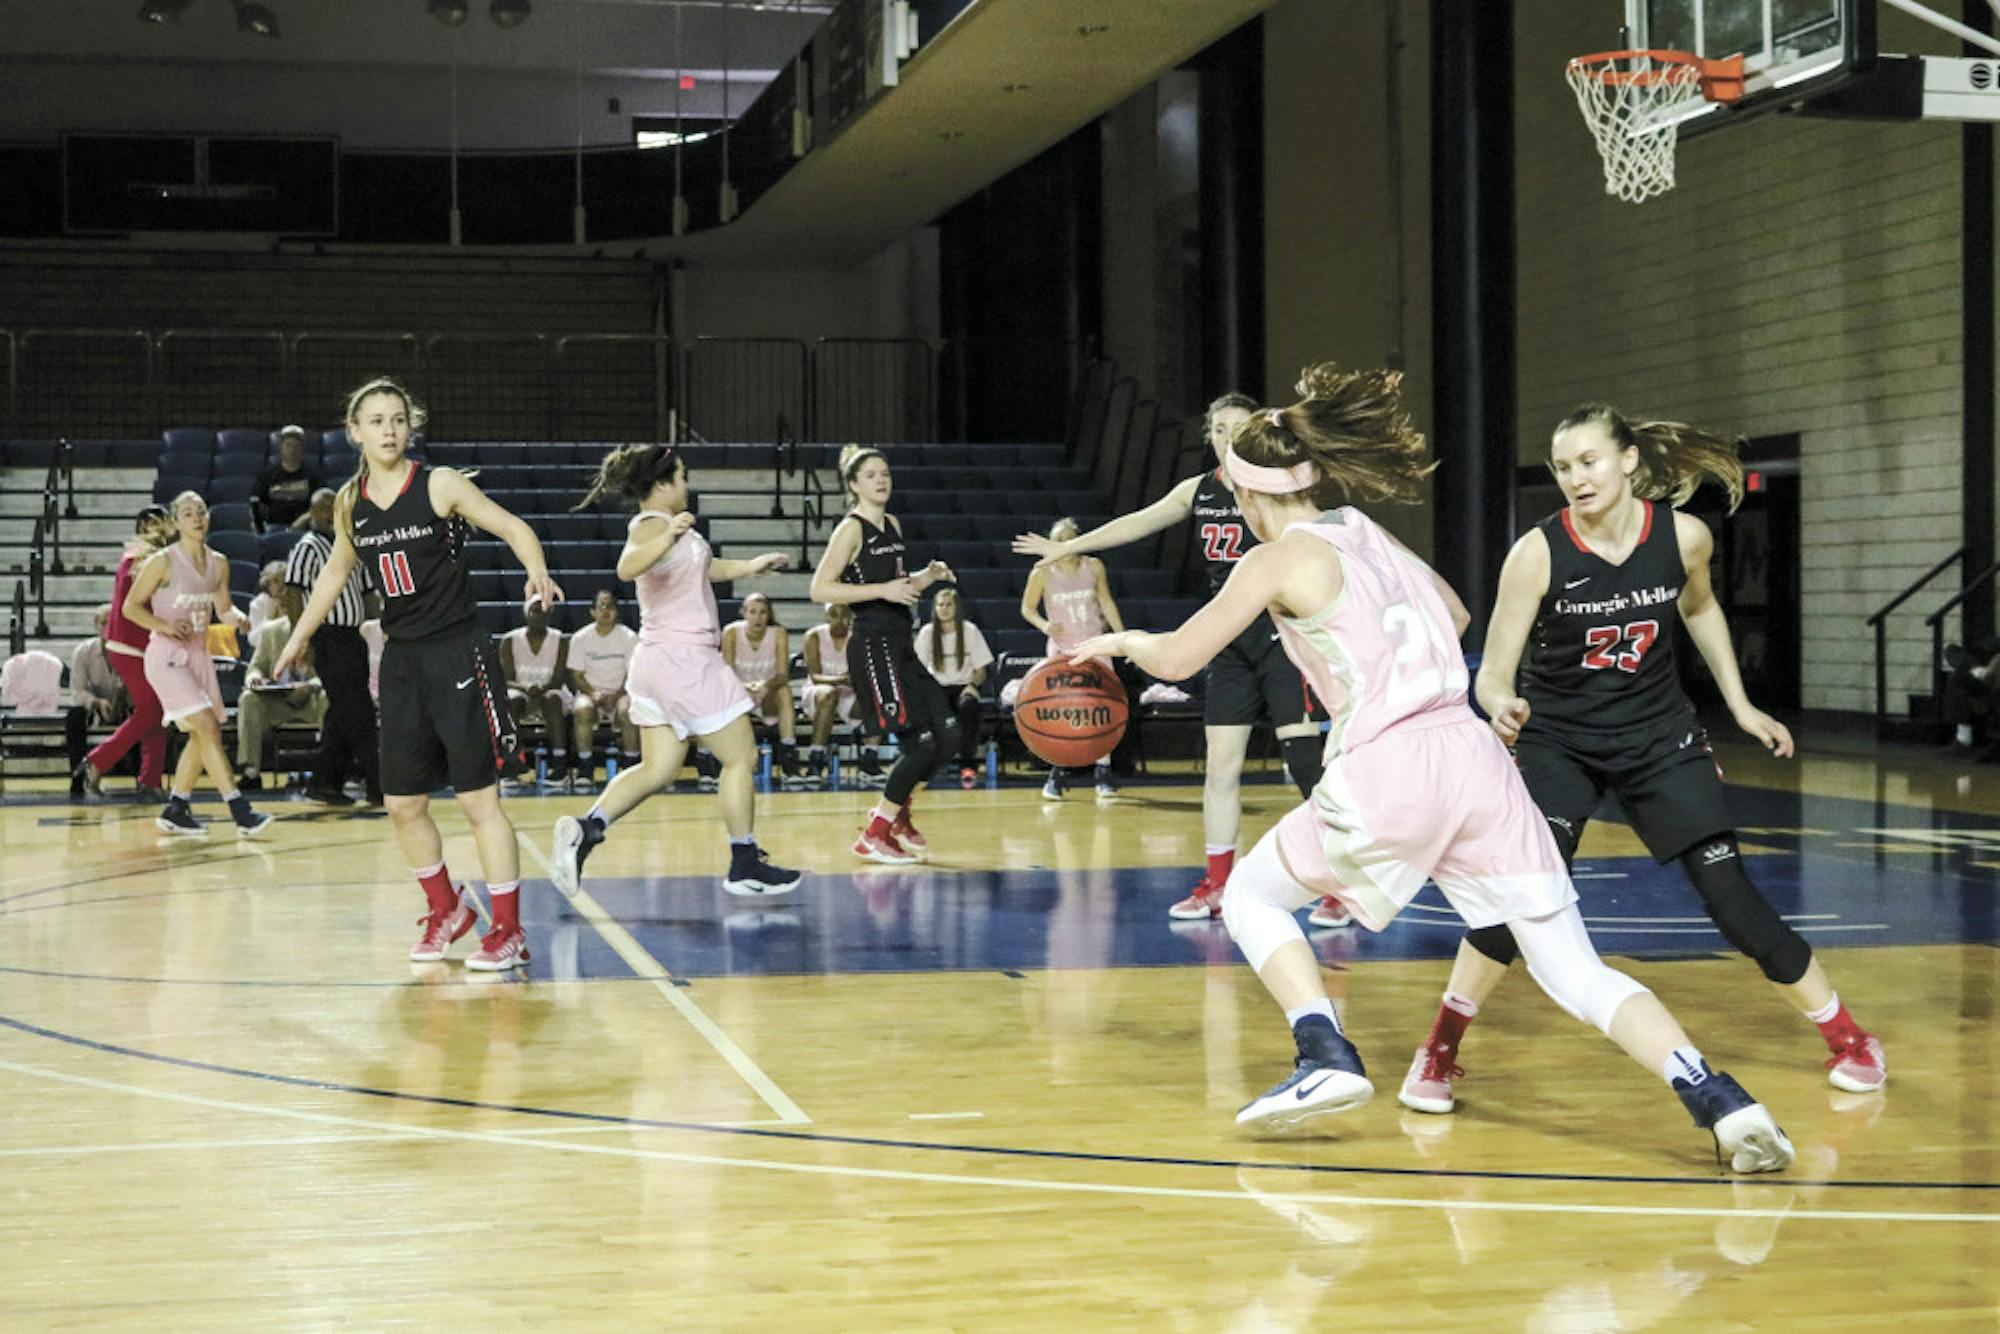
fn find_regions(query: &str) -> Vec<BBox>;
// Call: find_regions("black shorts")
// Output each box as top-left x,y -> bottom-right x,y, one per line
1203,622 -> 1318,728
378,626 -> 522,797
1513,707 -> 1733,864
849,629 -> 952,740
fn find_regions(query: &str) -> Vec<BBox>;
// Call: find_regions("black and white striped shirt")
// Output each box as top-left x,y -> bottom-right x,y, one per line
285,529 -> 368,628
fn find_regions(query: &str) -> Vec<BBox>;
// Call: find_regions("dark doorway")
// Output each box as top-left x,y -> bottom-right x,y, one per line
1679,437 -> 1802,712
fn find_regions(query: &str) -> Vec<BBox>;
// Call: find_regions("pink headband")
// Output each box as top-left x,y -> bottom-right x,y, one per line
1224,444 -> 1317,495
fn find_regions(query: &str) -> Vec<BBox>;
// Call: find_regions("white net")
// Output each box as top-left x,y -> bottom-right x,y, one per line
1565,53 -> 1706,204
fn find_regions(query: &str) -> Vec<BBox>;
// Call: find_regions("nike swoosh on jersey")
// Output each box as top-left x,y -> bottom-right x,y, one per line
1564,577 -> 1591,589
455,676 -> 475,690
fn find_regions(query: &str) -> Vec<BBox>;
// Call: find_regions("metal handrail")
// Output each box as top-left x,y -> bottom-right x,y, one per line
26,528 -> 47,638
1867,546 -> 1963,725
1922,557 -> 2000,734
8,579 -> 24,658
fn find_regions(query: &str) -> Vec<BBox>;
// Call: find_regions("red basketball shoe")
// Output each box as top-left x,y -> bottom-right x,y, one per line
891,805 -> 928,858
1307,896 -> 1353,929
1825,1031 -> 1886,1093
466,925 -> 531,972
409,888 -> 477,963
1168,876 -> 1226,920
853,820 -> 919,865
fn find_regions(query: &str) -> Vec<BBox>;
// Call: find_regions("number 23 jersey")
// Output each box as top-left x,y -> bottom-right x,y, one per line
1520,501 -> 1687,740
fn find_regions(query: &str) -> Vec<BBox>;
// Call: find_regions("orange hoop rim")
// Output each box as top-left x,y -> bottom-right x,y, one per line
1566,48 -> 1746,103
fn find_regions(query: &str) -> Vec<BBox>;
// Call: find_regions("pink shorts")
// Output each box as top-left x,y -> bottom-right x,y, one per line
143,636 -> 224,727
625,643 -> 754,739
801,680 -> 857,724
1275,714 -> 1575,932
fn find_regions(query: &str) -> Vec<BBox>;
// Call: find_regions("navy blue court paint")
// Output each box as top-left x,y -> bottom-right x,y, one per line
0,1010 -> 1990,1195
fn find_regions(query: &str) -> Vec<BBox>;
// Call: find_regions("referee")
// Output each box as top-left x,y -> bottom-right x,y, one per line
284,487 -> 380,804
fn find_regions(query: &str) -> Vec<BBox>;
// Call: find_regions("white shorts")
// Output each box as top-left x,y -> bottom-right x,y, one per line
508,684 -> 573,714
801,679 -> 858,724
626,644 -> 755,740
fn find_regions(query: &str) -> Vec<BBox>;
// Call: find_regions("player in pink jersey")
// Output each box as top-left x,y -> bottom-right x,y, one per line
122,490 -> 272,837
549,444 -> 802,898
1069,363 -> 1793,1172
1021,516 -> 1125,799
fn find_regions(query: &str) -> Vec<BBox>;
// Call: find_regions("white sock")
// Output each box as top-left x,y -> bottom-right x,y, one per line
1662,1045 -> 1708,1086
1957,724 -> 1975,745
1442,991 -> 1479,1019
1285,998 -> 1341,1033
1803,992 -> 1841,1025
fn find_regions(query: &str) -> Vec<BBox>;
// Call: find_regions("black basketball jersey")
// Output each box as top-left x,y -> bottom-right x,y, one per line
1190,469 -> 1258,594
841,511 -> 913,635
1519,501 -> 1688,738
350,464 -> 473,642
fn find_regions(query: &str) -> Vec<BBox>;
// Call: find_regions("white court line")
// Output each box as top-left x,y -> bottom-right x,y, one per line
908,1111 -> 985,1121
0,1052 -> 1990,1226
520,838 -> 809,1125
1400,903 -> 1843,925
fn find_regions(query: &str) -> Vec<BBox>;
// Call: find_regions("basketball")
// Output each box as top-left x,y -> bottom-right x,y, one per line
1013,657 -> 1128,768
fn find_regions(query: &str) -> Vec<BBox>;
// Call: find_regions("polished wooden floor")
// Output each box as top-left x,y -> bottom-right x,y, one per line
1,740 -> 1995,1329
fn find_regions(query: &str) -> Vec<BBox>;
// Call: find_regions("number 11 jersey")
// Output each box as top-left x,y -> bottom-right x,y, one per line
351,463 -> 473,642
1520,501 -> 1686,741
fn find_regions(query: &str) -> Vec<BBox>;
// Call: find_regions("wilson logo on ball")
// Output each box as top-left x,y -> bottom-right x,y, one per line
1013,657 -> 1129,768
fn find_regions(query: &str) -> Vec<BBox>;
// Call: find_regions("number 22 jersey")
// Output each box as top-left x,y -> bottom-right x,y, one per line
1519,501 -> 1687,741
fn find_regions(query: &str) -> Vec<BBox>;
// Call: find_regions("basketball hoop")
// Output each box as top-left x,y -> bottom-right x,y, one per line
1565,50 -> 1744,203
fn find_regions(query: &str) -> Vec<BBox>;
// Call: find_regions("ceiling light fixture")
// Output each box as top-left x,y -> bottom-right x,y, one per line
427,0 -> 469,26
137,0 -> 195,24
232,0 -> 280,37
490,0 -> 531,29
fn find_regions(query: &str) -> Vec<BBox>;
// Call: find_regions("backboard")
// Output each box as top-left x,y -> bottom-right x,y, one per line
1624,0 -> 1874,132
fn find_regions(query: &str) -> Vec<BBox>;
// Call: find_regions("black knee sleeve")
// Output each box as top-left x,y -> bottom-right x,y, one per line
884,728 -> 940,805
1465,923 -> 1521,967
1678,835 -> 1812,984
1281,734 -> 1324,798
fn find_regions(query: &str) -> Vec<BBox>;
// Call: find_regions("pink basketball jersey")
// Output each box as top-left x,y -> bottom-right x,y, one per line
806,623 -> 849,675
1271,508 -> 1471,752
150,544 -> 219,638
631,511 -> 720,647
1041,560 -> 1105,652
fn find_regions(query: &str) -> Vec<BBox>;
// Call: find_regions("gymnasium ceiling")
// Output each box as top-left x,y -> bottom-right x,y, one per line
0,0 -> 1277,262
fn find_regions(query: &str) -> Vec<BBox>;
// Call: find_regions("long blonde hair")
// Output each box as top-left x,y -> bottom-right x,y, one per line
1230,362 -> 1435,506
1553,402 -> 1746,512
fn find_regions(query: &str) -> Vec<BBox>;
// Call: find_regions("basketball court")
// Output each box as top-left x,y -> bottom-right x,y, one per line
0,731 -> 1994,1327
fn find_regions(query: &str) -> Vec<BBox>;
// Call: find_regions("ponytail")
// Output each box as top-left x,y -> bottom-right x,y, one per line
1230,362 -> 1435,506
575,443 -> 681,512
1554,403 -> 1745,512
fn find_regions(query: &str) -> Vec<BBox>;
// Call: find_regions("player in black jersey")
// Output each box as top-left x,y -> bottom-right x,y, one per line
277,377 -> 563,973
1014,392 -> 1343,926
1397,403 -> 1884,1115
809,445 -> 958,863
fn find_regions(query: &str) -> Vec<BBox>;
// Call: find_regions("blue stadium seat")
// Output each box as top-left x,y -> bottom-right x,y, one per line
216,428 -> 267,456
152,474 -> 205,504
211,454 -> 264,480
425,442 -> 475,469
158,448 -> 211,481
210,502 -> 256,532
207,475 -> 259,505
162,427 -> 216,455
259,528 -> 306,563
320,428 -> 349,452
215,533 -> 262,565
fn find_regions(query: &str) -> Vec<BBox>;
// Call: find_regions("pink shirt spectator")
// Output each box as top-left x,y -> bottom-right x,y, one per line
0,650 -> 64,714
